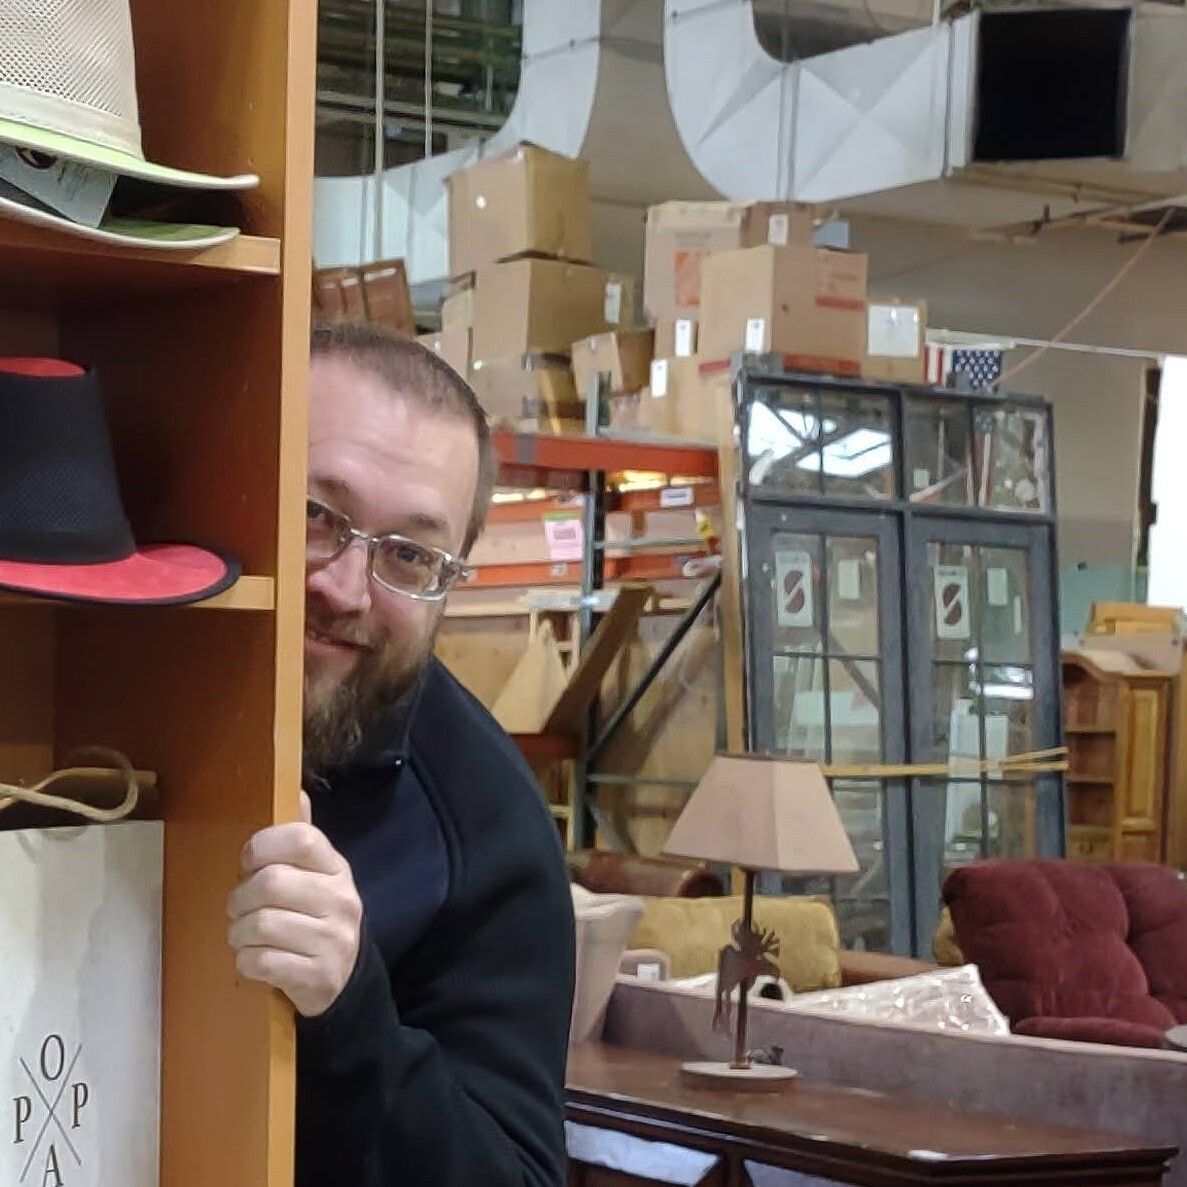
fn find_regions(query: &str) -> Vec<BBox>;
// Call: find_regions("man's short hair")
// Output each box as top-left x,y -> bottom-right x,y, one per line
310,321 -> 495,553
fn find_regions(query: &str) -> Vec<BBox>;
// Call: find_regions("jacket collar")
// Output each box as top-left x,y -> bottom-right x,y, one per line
305,666 -> 427,788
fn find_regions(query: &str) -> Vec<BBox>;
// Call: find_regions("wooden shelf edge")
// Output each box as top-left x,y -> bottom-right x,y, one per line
0,575 -> 275,613
0,225 -> 281,276
1065,726 -> 1116,736
190,575 -> 276,611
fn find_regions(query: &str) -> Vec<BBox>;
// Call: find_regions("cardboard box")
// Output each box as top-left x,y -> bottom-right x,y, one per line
470,354 -> 579,427
608,393 -> 642,432
862,296 -> 927,384
603,273 -> 638,328
699,245 -> 867,376
446,142 -> 592,277
313,260 -> 415,333
472,258 -> 610,361
313,266 -> 366,321
641,355 -> 711,440
653,316 -> 698,360
417,326 -> 472,378
644,200 -> 815,320
441,282 -> 474,330
359,258 -> 415,333
571,328 -> 654,398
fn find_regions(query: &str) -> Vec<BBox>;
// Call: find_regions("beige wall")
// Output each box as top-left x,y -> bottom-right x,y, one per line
856,217 -> 1186,567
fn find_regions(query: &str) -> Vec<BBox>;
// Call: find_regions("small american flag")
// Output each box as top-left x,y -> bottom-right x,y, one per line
925,344 -> 1004,392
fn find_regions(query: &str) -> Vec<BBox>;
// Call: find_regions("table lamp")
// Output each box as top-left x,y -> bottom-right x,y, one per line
663,753 -> 859,1091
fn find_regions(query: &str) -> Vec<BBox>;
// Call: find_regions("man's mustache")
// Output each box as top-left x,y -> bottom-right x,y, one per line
306,606 -> 382,652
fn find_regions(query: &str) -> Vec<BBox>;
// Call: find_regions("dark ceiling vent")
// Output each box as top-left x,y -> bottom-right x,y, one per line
974,7 -> 1131,163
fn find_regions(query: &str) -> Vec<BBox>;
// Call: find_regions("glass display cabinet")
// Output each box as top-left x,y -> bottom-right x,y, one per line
734,363 -> 1062,956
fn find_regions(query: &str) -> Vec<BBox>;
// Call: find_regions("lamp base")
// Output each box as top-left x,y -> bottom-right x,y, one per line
679,1061 -> 799,1092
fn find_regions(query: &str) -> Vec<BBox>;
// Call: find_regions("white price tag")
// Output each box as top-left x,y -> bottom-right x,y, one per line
0,144 -> 117,228
745,318 -> 766,353
767,213 -> 790,246
660,486 -> 695,509
604,281 -> 623,325
867,303 -> 921,359
934,564 -> 971,641
674,318 -> 695,358
912,468 -> 931,492
650,358 -> 669,397
837,559 -> 861,602
987,567 -> 1009,607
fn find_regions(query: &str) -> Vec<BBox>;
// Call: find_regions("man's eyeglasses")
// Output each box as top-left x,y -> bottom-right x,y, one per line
305,497 -> 474,602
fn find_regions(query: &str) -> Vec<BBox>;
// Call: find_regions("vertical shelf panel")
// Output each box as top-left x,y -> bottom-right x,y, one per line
54,610 -> 281,1187
26,1 -> 319,1186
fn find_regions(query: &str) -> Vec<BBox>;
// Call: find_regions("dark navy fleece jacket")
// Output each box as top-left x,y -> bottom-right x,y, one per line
296,658 -> 574,1186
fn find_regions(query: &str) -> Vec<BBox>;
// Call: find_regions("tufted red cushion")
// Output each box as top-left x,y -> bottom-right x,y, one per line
1014,1016 -> 1168,1048
1108,863 -> 1187,1023
943,860 -> 1187,1041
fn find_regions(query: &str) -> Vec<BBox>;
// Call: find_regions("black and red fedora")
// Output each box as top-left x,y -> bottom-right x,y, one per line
0,358 -> 240,605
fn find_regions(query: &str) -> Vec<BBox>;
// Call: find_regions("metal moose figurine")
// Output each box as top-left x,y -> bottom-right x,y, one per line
713,919 -> 782,1032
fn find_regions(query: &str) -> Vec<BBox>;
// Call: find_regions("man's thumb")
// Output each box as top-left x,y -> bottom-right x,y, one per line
299,790 -> 313,825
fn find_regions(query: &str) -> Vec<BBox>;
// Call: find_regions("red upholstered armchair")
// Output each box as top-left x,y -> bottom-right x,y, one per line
943,860 -> 1187,1048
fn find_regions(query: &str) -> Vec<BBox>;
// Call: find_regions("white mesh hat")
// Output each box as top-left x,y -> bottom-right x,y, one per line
0,0 -> 257,190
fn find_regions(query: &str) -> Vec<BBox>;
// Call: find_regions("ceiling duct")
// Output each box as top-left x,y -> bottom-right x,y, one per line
666,0 -> 1187,227
314,0 -> 1187,283
313,0 -> 711,281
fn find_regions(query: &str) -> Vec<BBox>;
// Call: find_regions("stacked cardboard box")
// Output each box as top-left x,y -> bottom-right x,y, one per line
699,243 -> 868,375
640,200 -> 822,441
448,143 -> 630,432
416,327 -> 471,378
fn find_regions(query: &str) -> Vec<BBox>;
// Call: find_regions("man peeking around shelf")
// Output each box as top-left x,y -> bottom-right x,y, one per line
227,322 -> 574,1186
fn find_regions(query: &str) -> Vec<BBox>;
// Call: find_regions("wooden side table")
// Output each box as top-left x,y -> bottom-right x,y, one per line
566,1043 -> 1175,1186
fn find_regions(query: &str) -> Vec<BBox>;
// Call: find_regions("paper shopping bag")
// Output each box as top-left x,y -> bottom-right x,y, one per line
1,821 -> 163,1187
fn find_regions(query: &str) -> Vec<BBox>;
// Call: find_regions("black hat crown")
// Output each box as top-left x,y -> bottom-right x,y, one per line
0,362 -> 137,566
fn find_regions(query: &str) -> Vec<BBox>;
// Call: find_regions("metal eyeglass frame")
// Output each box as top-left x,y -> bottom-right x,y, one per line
305,497 -> 474,602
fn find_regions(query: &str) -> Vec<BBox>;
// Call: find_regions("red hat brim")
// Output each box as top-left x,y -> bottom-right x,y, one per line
0,544 -> 240,606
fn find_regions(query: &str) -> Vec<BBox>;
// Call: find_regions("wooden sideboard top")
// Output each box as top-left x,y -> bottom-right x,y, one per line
566,1042 -> 1176,1179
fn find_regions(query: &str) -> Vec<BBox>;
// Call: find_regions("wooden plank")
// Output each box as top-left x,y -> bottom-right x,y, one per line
545,584 -> 654,733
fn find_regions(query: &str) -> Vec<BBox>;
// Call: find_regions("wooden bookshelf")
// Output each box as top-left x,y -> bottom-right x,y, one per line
0,3 -> 315,1185
1062,652 -> 1173,864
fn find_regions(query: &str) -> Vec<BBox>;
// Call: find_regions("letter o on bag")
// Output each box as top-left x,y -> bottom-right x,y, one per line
40,1035 -> 66,1081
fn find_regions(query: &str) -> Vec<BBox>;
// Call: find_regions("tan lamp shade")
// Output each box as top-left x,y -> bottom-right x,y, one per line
663,754 -> 859,876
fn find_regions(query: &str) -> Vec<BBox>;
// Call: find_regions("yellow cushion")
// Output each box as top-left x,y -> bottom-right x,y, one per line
932,906 -> 965,966
631,895 -> 842,992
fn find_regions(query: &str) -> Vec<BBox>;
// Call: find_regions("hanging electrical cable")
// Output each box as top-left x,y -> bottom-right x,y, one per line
1002,208 -> 1174,383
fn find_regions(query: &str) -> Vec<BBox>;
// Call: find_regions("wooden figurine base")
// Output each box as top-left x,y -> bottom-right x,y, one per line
680,1061 -> 799,1092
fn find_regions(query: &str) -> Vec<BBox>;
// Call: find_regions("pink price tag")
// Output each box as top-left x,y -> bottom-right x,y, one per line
543,515 -> 584,562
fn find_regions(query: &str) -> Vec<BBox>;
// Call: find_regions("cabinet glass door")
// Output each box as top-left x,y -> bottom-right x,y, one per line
907,518 -> 1062,951
746,506 -> 911,954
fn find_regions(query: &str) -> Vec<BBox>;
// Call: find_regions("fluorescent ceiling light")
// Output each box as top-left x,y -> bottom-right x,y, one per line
748,401 -> 836,461
797,429 -> 892,478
